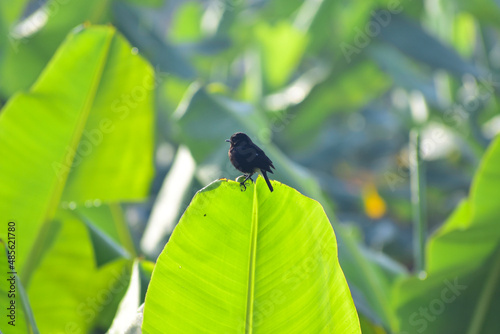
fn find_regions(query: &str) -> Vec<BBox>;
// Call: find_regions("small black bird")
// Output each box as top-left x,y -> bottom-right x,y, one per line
226,132 -> 275,192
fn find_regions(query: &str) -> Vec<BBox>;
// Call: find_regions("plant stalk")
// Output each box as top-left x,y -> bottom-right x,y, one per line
410,129 -> 427,274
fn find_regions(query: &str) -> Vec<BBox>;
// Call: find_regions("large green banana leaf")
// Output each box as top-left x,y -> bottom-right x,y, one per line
143,177 -> 360,333
27,210 -> 132,333
0,24 -> 154,333
0,241 -> 38,333
0,24 -> 154,280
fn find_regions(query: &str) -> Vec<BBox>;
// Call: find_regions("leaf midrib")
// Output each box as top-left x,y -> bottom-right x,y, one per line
466,245 -> 500,334
245,184 -> 259,334
22,28 -> 116,285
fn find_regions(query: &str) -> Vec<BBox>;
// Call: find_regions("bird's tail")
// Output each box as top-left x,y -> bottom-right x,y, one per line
261,170 -> 273,192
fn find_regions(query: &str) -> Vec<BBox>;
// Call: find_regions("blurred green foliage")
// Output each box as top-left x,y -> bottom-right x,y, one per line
0,0 -> 499,333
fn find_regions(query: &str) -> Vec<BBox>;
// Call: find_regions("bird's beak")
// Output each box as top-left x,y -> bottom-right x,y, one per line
225,139 -> 230,143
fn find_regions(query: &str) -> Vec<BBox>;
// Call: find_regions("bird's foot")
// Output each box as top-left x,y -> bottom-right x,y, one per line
238,175 -> 253,191
240,182 -> 247,192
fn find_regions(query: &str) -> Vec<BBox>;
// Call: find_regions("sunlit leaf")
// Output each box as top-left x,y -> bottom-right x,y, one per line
393,136 -> 500,334
0,240 -> 39,334
143,178 -> 360,333
0,25 -> 154,278
27,210 -> 132,333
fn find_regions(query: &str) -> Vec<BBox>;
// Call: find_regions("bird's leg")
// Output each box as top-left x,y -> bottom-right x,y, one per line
239,173 -> 254,191
243,173 -> 254,183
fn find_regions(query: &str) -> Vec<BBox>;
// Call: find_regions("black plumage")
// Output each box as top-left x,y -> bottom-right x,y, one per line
226,132 -> 275,192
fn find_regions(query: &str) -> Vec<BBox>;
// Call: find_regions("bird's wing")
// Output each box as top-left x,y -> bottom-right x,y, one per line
254,146 -> 274,173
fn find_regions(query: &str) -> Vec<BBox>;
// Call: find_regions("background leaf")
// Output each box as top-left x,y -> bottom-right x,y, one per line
393,136 -> 500,334
0,25 -> 154,277
27,211 -> 132,333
